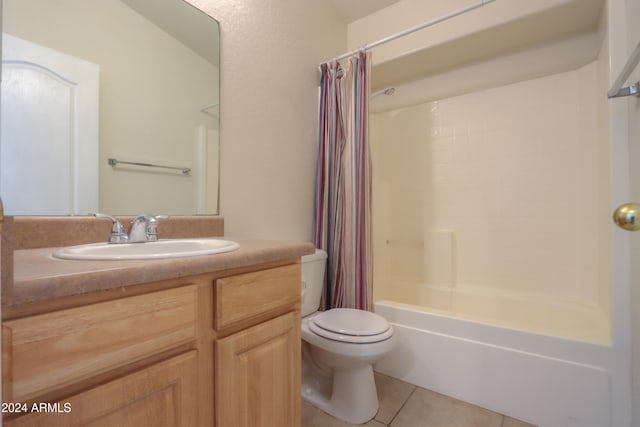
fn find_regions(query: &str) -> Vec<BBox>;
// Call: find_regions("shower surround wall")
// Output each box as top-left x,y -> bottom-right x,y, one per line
371,59 -> 611,343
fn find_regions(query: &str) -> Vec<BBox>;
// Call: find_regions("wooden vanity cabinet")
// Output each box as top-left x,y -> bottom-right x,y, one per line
2,261 -> 302,427
214,264 -> 302,427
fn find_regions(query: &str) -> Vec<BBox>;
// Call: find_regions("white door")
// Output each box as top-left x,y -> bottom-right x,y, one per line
621,0 -> 640,423
1,34 -> 99,215
609,0 -> 640,425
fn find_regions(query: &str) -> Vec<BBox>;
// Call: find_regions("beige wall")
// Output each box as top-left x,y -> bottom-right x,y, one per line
186,0 -> 346,241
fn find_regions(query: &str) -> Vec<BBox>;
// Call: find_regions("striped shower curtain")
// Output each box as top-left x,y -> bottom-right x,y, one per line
313,51 -> 373,312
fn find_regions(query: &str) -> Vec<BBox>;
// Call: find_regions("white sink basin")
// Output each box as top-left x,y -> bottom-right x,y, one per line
52,238 -> 240,260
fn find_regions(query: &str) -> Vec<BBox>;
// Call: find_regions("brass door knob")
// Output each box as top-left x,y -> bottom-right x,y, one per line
613,203 -> 640,231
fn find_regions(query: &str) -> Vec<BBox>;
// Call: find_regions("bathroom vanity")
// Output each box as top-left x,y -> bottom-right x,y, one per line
1,217 -> 313,427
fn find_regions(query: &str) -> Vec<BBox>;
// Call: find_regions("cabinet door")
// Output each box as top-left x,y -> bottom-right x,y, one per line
216,311 -> 301,427
6,351 -> 197,427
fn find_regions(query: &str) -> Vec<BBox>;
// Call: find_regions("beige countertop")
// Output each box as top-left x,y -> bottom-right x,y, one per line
10,237 -> 315,307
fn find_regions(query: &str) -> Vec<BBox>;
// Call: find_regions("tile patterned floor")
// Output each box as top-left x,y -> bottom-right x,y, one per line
302,373 -> 537,427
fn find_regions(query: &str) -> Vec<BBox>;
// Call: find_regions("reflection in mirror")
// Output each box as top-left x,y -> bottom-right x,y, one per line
1,0 -> 220,216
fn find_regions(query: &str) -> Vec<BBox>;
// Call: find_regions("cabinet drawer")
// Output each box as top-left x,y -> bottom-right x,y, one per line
3,285 -> 197,402
215,264 -> 300,330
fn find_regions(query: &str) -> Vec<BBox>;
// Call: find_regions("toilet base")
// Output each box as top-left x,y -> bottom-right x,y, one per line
302,352 -> 379,424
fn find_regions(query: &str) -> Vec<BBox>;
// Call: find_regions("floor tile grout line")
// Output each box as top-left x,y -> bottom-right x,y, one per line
384,384 -> 418,426
301,375 -> 535,427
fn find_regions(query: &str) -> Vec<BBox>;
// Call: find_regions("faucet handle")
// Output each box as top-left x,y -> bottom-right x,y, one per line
146,214 -> 168,242
94,213 -> 128,244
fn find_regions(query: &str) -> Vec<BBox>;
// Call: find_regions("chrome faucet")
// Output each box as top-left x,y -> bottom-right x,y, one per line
94,213 -> 167,243
128,214 -> 168,243
94,213 -> 127,243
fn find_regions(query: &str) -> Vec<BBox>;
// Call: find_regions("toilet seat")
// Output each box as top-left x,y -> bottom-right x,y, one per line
308,308 -> 393,344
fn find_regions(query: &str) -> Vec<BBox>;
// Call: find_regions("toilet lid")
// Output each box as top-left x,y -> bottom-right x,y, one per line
309,308 -> 392,344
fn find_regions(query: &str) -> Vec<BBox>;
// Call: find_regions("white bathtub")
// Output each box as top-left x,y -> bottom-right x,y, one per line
375,282 -> 612,344
374,300 -> 617,427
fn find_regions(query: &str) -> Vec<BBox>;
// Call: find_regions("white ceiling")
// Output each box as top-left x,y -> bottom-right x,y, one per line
328,0 -> 403,23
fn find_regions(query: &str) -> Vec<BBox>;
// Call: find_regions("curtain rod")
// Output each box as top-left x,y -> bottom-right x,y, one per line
322,0 -> 496,65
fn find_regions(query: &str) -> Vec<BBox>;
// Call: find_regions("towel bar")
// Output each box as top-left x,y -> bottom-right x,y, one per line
108,158 -> 191,174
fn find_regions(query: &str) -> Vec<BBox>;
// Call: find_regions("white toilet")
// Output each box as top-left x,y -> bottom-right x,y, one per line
300,249 -> 395,424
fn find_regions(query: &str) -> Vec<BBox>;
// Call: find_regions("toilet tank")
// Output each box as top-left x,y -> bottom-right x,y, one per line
301,249 -> 327,317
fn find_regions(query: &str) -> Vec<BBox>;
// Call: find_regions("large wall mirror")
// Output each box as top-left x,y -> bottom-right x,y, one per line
1,0 -> 220,216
